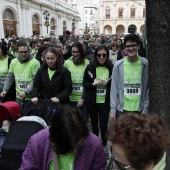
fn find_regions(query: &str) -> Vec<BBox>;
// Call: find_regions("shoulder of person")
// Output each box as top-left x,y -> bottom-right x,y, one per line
114,58 -> 124,67
140,56 -> 148,65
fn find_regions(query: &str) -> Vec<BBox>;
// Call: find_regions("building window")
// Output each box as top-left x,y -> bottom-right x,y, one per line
130,8 -> 135,18
106,9 -> 110,19
90,10 -> 93,15
143,8 -> 146,18
85,10 -> 87,14
118,9 -> 123,18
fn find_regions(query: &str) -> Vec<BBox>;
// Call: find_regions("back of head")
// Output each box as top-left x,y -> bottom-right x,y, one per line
65,30 -> 70,35
49,105 -> 89,155
107,113 -> 170,169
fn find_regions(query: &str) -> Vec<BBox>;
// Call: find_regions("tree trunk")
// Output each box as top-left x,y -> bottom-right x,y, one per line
145,0 -> 170,128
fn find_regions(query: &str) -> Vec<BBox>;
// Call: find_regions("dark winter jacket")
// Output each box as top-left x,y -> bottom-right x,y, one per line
31,63 -> 72,104
85,47 -> 94,62
83,63 -> 113,106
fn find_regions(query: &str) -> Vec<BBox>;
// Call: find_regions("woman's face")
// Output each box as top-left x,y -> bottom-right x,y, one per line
112,44 -> 118,52
72,47 -> 80,61
96,49 -> 107,65
45,52 -> 57,69
112,144 -> 154,170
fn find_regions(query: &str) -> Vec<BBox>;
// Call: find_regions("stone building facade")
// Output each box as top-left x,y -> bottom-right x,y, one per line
0,0 -> 80,38
99,0 -> 145,34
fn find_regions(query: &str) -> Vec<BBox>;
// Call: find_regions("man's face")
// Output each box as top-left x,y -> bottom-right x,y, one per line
125,40 -> 140,58
55,44 -> 63,53
18,46 -> 29,61
43,40 -> 50,46
65,33 -> 69,38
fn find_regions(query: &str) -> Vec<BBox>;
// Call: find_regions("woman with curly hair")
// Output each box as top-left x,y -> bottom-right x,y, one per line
107,113 -> 170,170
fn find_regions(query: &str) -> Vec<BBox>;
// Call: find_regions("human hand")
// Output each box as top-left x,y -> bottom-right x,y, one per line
101,79 -> 108,85
51,97 -> 60,103
18,92 -> 26,99
109,112 -> 116,121
31,97 -> 38,104
0,92 -> 6,98
77,99 -> 84,107
92,79 -> 102,86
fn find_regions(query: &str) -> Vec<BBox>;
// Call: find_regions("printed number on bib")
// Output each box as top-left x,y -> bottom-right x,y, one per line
72,84 -> 83,93
18,81 -> 30,90
96,86 -> 106,96
124,84 -> 141,96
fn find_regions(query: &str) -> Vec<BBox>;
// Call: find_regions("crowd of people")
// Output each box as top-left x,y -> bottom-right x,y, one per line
0,30 -> 169,170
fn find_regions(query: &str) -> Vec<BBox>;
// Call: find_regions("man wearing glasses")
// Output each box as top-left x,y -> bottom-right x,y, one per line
110,33 -> 148,120
0,41 -> 40,107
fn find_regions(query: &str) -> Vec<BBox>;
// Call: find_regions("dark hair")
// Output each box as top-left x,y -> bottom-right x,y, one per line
72,42 -> 85,64
65,30 -> 70,35
49,105 -> 89,155
37,45 -> 48,56
0,43 -> 8,55
82,41 -> 88,48
124,33 -> 141,46
45,47 -> 58,57
41,38 -> 50,45
107,113 -> 170,169
29,40 -> 36,48
10,39 -> 17,45
17,41 -> 29,51
92,45 -> 112,67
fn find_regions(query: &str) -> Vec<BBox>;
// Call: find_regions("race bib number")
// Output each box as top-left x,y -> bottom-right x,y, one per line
124,84 -> 141,96
96,86 -> 106,96
72,83 -> 83,93
18,81 -> 30,90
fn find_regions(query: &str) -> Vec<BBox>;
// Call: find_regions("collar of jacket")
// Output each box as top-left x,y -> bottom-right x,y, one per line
17,53 -> 33,63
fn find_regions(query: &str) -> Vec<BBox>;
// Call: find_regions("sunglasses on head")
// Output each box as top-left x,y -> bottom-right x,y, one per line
96,54 -> 107,58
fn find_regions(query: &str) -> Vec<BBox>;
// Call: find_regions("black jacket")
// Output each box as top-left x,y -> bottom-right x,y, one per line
83,63 -> 113,106
31,63 -> 72,104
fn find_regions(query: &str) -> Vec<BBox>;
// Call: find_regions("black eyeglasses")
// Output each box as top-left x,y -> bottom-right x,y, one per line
19,51 -> 28,54
97,54 -> 107,58
125,44 -> 137,49
112,45 -> 118,48
75,139 -> 86,148
111,154 -> 131,170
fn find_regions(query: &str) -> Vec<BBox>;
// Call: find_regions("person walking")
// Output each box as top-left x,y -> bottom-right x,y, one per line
83,45 -> 113,159
0,41 -> 40,107
110,34 -> 148,120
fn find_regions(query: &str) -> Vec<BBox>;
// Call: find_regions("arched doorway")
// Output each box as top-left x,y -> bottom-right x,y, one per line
116,25 -> 125,34
63,21 -> 67,35
128,24 -> 137,33
32,14 -> 40,35
3,9 -> 17,37
104,25 -> 112,34
140,24 -> 144,33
